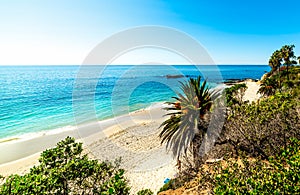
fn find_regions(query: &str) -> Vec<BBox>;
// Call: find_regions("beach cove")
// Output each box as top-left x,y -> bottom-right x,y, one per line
0,79 -> 262,193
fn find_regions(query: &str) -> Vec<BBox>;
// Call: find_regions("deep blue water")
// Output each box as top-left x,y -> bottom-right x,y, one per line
0,65 -> 270,139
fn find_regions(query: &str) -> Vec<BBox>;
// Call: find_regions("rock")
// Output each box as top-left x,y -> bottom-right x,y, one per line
166,75 -> 184,79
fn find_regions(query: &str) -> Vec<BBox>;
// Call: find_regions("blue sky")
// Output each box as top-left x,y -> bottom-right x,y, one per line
0,0 -> 299,65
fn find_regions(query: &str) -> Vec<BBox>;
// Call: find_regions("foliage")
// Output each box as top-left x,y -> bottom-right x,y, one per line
0,137 -> 130,194
137,188 -> 153,195
221,90 -> 300,158
225,83 -> 247,107
282,66 -> 300,88
218,62 -> 299,159
263,44 -> 299,96
267,45 -> 298,78
259,63 -> 300,97
258,76 -> 279,96
268,49 -> 282,74
159,76 -> 218,161
214,138 -> 300,194
158,138 -> 300,194
281,45 -> 297,80
158,44 -> 300,194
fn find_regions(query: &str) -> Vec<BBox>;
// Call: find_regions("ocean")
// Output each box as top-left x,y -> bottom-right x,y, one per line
0,65 -> 270,140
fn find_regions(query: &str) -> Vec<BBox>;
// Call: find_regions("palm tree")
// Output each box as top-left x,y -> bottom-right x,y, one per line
281,45 -> 297,80
266,50 -> 282,90
159,76 -> 217,165
273,50 -> 283,71
298,56 -> 300,64
269,50 -> 282,74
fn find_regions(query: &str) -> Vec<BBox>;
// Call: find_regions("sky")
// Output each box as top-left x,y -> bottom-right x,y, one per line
0,0 -> 299,65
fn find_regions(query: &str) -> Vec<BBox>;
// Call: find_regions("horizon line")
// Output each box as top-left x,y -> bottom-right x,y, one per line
0,64 -> 269,66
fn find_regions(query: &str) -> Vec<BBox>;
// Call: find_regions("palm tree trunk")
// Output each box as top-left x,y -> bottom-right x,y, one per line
192,134 -> 202,168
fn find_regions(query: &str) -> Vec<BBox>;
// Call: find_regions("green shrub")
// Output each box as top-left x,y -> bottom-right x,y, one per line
137,188 -> 153,195
225,83 -> 247,107
221,89 -> 300,158
214,138 -> 300,194
258,76 -> 279,96
157,139 -> 300,194
0,137 -> 130,194
159,46 -> 300,194
261,65 -> 300,95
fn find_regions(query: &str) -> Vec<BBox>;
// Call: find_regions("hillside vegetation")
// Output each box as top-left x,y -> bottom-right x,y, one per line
158,45 -> 300,194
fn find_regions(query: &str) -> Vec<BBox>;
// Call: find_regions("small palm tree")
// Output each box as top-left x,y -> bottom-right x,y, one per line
258,77 -> 279,96
159,76 -> 217,165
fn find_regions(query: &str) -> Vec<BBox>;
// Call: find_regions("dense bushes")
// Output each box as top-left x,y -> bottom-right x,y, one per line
214,138 -> 300,194
157,45 -> 300,194
214,73 -> 299,193
158,66 -> 299,194
225,83 -> 247,107
217,65 -> 299,159
258,76 -> 279,96
171,138 -> 300,194
0,137 -> 130,194
220,90 -> 300,159
157,139 -> 300,194
211,66 -> 300,194
259,66 -> 300,97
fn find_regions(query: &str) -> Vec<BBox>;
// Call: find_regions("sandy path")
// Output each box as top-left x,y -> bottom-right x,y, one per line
243,80 -> 261,102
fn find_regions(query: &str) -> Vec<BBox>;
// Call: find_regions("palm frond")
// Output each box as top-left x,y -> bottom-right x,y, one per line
159,76 -> 216,158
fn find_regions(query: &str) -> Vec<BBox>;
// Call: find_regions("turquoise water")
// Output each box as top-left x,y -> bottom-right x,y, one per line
0,65 -> 270,139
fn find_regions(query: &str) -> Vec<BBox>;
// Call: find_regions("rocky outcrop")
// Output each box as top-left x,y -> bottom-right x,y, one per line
166,75 -> 184,79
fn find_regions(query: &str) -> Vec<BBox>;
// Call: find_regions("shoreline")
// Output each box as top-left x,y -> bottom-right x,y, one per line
0,102 -> 166,165
0,101 -> 166,145
0,101 -> 177,193
222,78 -> 259,86
0,81 -> 233,145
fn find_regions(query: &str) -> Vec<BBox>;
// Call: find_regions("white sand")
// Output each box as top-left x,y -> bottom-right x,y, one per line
242,80 -> 261,102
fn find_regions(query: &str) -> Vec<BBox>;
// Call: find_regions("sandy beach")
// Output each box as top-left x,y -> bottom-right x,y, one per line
242,79 -> 262,102
0,81 -> 261,194
0,102 -> 177,193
